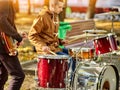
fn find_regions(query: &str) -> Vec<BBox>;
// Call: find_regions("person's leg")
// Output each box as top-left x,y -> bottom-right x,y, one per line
1,54 -> 25,90
0,62 -> 8,90
62,48 -> 69,54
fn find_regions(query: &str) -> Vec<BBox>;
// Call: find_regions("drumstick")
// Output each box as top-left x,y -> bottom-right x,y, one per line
49,50 -> 57,56
68,37 -> 81,43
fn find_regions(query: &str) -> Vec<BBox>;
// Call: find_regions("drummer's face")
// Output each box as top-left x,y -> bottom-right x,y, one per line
53,1 -> 64,14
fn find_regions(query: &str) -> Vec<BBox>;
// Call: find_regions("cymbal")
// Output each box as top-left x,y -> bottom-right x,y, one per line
69,33 -> 97,39
68,33 -> 105,43
83,30 -> 107,34
97,11 -> 120,15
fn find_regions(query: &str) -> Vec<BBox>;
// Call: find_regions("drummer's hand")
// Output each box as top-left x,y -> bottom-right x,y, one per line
61,39 -> 68,45
42,46 -> 50,54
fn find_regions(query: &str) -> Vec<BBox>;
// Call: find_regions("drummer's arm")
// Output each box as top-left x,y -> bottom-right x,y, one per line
28,17 -> 47,51
28,28 -> 47,50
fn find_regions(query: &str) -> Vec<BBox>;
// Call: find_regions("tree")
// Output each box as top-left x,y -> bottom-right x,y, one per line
59,0 -> 67,21
14,0 -> 19,13
28,0 -> 31,14
85,0 -> 97,20
44,0 -> 49,6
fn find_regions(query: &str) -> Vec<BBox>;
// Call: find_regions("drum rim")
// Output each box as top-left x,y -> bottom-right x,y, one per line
107,33 -> 116,36
38,55 -> 69,59
81,47 -> 92,51
94,35 -> 107,40
97,65 -> 119,90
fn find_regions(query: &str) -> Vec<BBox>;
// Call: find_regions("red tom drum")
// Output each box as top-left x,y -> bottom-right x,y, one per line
93,36 -> 111,55
37,55 -> 68,88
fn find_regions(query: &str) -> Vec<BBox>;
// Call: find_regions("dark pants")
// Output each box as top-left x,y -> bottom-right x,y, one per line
0,54 -> 25,90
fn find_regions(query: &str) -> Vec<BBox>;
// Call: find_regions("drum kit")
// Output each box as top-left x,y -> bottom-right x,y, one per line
35,11 -> 120,90
69,29 -> 119,90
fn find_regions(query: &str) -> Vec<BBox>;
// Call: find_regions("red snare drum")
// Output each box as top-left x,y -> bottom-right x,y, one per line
93,36 -> 111,55
37,55 -> 68,88
108,33 -> 118,51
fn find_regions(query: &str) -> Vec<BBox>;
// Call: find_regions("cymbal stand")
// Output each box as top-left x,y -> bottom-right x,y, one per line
110,15 -> 115,33
70,32 -> 92,90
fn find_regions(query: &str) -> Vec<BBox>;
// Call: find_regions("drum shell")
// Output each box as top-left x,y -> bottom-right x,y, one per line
69,48 -> 95,60
74,64 -> 119,90
93,36 -> 111,55
80,48 -> 95,60
107,33 -> 118,51
37,55 -> 68,88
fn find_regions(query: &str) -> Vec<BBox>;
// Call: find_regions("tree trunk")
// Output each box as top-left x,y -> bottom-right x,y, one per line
28,0 -> 31,14
59,0 -> 67,21
14,0 -> 19,13
85,0 -> 97,20
44,0 -> 49,6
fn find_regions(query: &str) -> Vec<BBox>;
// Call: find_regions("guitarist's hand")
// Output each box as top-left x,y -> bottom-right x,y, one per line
16,41 -> 24,47
17,32 -> 28,47
21,31 -> 28,39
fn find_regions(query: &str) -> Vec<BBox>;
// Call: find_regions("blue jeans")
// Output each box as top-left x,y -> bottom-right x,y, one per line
56,48 -> 76,80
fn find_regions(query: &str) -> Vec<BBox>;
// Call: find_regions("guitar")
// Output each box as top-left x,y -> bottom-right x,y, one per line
0,32 -> 17,56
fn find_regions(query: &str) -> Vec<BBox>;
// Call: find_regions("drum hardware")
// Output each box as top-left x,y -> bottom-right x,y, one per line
60,83 -> 62,88
48,59 -> 50,63
47,82 -> 49,88
61,60 -> 63,64
83,29 -> 107,34
97,11 -> 120,33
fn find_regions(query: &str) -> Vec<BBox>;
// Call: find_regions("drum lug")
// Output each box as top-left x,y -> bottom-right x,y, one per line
109,48 -> 112,51
37,58 -> 40,62
107,37 -> 108,40
47,82 -> 49,87
61,60 -> 63,64
48,59 -> 50,63
60,83 -> 62,88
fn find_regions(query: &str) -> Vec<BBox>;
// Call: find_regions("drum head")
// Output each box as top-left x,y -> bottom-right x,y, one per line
97,65 -> 119,90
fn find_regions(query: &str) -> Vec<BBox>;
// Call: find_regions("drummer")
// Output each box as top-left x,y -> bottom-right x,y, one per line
28,0 -> 76,82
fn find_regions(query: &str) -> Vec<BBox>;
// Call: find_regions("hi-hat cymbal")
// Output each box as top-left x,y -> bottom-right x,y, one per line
68,33 -> 104,43
69,33 -> 97,39
83,29 -> 107,34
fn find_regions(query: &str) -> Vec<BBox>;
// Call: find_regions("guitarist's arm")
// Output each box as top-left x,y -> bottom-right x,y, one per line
0,15 -> 22,43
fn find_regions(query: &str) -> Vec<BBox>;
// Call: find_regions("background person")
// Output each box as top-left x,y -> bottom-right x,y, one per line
0,0 -> 25,90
